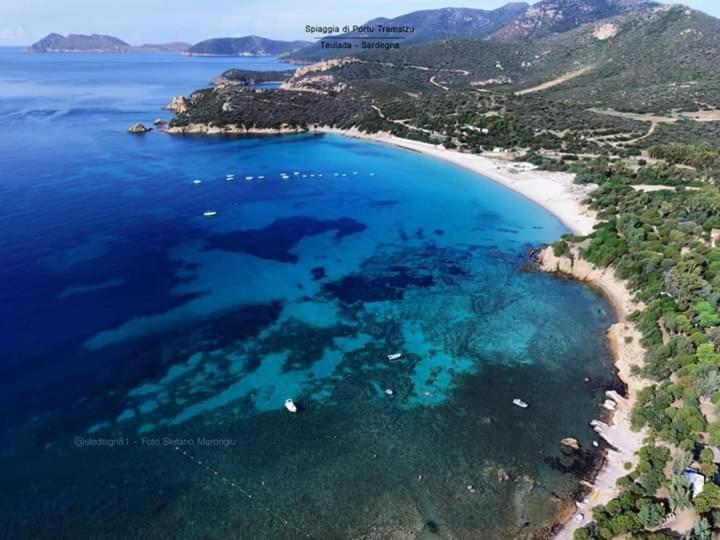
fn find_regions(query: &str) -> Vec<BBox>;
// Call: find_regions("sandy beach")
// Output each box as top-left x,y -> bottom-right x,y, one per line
318,127 -> 598,236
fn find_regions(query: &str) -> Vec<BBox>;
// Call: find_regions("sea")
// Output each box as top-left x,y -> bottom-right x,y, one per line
0,48 -> 620,539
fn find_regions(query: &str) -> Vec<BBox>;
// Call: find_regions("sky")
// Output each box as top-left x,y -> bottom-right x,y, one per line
1,0 -> 719,46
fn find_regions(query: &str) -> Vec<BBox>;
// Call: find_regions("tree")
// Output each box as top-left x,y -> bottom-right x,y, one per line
668,474 -> 692,511
691,517 -> 711,540
708,421 -> 720,447
695,301 -> 720,328
693,482 -> 720,514
638,501 -> 666,528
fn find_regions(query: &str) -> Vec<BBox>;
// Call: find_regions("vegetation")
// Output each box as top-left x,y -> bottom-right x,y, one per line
561,144 -> 720,538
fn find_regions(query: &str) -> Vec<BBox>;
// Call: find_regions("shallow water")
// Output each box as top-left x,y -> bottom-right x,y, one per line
0,48 -> 619,538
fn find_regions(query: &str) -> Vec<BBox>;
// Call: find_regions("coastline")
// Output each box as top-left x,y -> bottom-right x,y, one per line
163,123 -> 597,235
537,246 -> 648,539
163,123 -> 646,536
334,128 -> 648,538
317,127 -> 599,236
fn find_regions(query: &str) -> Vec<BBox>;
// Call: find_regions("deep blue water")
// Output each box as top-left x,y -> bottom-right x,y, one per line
0,48 -> 619,538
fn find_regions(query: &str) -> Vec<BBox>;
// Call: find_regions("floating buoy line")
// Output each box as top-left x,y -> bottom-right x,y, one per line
195,171 -> 378,217
175,445 -> 312,537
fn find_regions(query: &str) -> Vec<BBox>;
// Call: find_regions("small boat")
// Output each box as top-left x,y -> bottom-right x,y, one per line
258,175 -> 265,179
293,172 -> 300,176
369,173 -> 375,176
385,389 -> 394,396
193,179 -> 203,184
512,398 -> 528,409
245,176 -> 253,180
284,399 -> 298,413
387,353 -> 403,361
203,211 -> 217,217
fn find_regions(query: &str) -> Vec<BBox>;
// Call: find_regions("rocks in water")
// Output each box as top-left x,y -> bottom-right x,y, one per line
166,95 -> 189,113
128,123 -> 151,134
497,468 -> 510,482
602,399 -> 617,411
561,437 -> 581,450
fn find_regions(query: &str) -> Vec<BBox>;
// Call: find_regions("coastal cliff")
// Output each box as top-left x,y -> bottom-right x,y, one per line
537,245 -> 649,539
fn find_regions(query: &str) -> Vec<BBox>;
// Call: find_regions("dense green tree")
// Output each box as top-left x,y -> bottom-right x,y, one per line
668,474 -> 692,511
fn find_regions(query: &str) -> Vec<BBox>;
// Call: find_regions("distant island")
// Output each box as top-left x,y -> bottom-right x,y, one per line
26,33 -> 309,56
185,36 -> 311,57
27,33 -> 191,53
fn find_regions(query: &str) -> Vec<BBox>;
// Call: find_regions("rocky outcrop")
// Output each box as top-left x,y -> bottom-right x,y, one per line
561,437 -> 581,450
291,57 -> 358,79
128,123 -> 151,133
165,96 -> 189,113
164,123 -> 309,135
536,245 -> 644,318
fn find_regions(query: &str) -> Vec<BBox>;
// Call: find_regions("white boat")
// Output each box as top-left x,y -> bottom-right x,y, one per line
193,179 -> 202,184
284,399 -> 298,413
385,389 -> 394,396
293,172 -> 300,175
258,175 -> 265,179
387,353 -> 403,361
203,211 -> 217,217
245,176 -> 253,180
512,398 -> 528,409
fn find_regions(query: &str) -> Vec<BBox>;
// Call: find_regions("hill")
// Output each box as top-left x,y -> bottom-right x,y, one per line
28,33 -> 131,52
288,4 -> 529,62
27,33 -> 191,53
136,42 -> 191,52
170,2 -> 720,152
488,0 -> 656,42
186,36 -> 311,57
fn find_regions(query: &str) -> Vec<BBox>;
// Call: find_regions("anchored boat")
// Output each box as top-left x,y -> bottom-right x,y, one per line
284,399 -> 298,413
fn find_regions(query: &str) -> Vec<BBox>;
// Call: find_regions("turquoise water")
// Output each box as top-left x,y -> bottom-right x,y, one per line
0,49 -> 619,538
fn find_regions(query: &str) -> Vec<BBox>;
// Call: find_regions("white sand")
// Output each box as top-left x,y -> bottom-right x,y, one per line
318,128 -> 598,235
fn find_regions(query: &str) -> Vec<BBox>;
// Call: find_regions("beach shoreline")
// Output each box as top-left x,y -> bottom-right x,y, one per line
537,246 -> 648,539
164,124 -> 597,235
317,127 -> 599,236
332,128 -> 647,538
